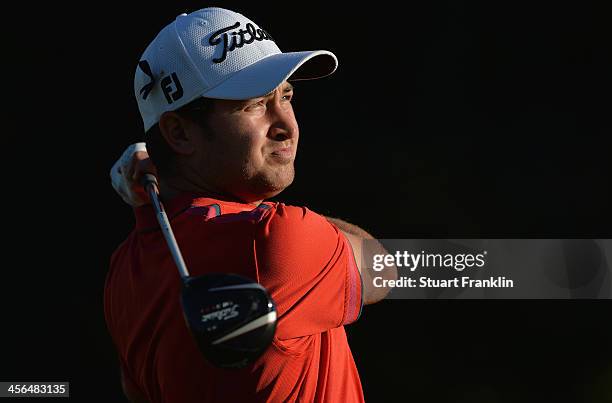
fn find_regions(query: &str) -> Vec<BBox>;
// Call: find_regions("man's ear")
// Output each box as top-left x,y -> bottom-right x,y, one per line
158,111 -> 197,155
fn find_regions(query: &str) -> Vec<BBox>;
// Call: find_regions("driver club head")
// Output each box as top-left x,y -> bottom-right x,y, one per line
180,273 -> 277,369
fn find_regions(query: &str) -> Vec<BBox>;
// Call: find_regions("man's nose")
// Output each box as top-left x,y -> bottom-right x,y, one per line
267,103 -> 298,141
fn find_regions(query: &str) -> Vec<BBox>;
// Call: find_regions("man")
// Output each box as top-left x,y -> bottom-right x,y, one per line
105,7 -> 396,402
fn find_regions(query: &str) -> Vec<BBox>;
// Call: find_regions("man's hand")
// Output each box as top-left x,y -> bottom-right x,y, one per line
110,143 -> 157,207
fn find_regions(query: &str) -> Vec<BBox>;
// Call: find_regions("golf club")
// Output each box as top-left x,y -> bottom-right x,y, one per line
141,173 -> 277,368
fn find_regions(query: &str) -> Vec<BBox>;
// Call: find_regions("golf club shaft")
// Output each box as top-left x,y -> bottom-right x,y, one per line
141,173 -> 191,280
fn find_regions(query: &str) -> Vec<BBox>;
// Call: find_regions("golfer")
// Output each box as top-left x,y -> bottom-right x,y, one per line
105,7 -> 396,402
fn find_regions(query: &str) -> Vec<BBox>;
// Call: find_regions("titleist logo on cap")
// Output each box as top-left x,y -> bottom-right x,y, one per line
209,22 -> 274,64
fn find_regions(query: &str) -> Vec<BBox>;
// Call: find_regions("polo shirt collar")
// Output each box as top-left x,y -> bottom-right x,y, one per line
134,192 -> 272,231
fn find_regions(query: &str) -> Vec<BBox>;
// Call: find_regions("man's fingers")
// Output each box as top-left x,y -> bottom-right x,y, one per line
129,152 -> 156,182
132,154 -> 158,182
110,143 -> 152,207
129,153 -> 158,201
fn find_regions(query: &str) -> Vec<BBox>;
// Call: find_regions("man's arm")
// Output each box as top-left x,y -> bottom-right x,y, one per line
325,217 -> 397,305
109,145 -> 396,304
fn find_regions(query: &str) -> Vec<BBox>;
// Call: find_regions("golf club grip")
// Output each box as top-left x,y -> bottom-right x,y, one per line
140,173 -> 159,195
140,174 -> 191,280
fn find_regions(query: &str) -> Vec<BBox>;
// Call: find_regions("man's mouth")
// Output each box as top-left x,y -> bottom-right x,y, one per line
269,147 -> 294,163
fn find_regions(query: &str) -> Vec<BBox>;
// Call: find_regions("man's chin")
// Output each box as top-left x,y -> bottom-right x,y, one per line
249,173 -> 294,200
259,180 -> 292,200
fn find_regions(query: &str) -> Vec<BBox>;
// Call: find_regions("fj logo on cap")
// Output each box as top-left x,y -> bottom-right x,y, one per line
138,61 -> 184,104
209,21 -> 274,64
161,73 -> 184,104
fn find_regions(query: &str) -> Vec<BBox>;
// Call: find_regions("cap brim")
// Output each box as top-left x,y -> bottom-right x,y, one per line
201,50 -> 338,100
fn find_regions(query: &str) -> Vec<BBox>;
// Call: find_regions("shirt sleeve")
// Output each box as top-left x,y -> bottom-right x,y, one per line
254,204 -> 363,340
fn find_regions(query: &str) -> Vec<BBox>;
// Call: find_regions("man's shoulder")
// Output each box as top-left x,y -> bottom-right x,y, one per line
260,202 -> 339,243
268,202 -> 308,216
265,202 -> 326,225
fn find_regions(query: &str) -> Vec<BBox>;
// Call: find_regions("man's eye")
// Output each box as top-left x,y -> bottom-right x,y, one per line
282,93 -> 293,101
244,100 -> 265,111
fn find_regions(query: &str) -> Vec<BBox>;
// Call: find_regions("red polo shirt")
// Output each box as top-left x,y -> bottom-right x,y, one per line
104,193 -> 364,402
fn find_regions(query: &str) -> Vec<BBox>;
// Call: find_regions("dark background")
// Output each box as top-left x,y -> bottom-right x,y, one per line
2,0 -> 611,401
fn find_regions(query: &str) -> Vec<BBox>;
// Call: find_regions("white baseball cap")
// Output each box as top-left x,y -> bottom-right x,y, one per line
135,7 -> 338,132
